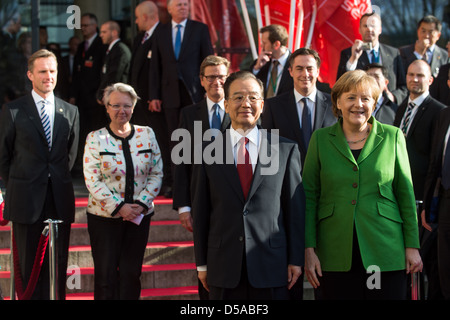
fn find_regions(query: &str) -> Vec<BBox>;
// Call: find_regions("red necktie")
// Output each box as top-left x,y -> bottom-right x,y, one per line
237,137 -> 253,200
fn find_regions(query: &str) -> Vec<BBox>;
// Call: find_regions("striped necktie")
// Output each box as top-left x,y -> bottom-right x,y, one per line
401,102 -> 414,136
40,100 -> 52,149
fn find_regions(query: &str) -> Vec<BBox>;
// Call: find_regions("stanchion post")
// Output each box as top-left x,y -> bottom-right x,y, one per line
9,222 -> 15,300
45,219 -> 63,300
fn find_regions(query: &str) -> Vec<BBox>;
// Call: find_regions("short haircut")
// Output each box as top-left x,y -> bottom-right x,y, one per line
223,71 -> 264,100
260,24 -> 288,47
102,82 -> 140,107
360,11 -> 381,26
81,13 -> 98,25
289,47 -> 321,68
331,70 -> 380,118
28,49 -> 57,72
364,63 -> 389,79
199,55 -> 231,76
417,15 -> 442,32
105,20 -> 121,34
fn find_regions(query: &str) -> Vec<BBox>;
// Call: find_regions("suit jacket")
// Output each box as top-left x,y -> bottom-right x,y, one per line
191,130 -> 305,289
303,117 -> 419,272
261,90 -> 336,165
129,24 -> 162,103
96,40 -> 132,101
149,20 -> 214,108
71,35 -> 107,103
250,55 -> 293,98
399,44 -> 448,78
393,95 -> 447,199
423,107 -> 450,223
373,91 -> 398,125
336,43 -> 407,103
430,63 -> 450,106
173,99 -> 230,210
0,94 -> 79,224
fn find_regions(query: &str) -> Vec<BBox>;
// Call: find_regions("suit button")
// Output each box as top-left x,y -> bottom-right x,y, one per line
351,200 -> 356,205
243,210 -> 248,216
352,183 -> 358,188
353,166 -> 358,171
239,236 -> 244,242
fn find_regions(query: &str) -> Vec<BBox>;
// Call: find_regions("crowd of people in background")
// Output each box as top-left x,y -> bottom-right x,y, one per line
0,0 -> 449,301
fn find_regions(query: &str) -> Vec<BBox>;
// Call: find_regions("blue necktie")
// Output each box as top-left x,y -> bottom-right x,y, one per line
441,135 -> 450,190
302,98 -> 312,149
174,24 -> 182,59
371,49 -> 379,63
40,100 -> 51,149
211,104 -> 221,130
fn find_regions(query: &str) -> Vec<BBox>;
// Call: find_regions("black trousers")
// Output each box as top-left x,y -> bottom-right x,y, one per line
320,231 -> 407,300
438,195 -> 450,299
12,181 -> 71,300
208,252 -> 289,300
87,213 -> 151,300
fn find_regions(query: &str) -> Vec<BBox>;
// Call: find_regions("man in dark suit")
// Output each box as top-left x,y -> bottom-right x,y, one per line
365,63 -> 398,125
422,106 -> 450,300
191,71 -> 305,300
96,21 -> 131,109
394,59 -> 446,300
250,24 -> 293,98
129,1 -> 172,196
336,12 -> 407,104
0,49 -> 79,299
172,55 -> 231,300
400,15 -> 448,79
262,48 -> 336,167
59,36 -> 81,102
70,13 -> 106,176
430,42 -> 450,106
149,0 -> 214,197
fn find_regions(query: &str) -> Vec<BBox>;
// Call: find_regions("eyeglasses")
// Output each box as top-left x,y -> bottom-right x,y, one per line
229,94 -> 263,105
203,75 -> 227,82
108,103 -> 133,110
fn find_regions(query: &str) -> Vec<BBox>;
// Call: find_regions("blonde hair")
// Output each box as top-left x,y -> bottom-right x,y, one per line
102,82 -> 140,107
331,70 -> 381,118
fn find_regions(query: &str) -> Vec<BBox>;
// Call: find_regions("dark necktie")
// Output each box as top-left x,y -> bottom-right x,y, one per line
266,60 -> 279,98
237,137 -> 252,200
40,100 -> 51,150
141,31 -> 150,44
211,104 -> 221,130
174,24 -> 182,59
441,134 -> 450,190
401,102 -> 414,136
371,49 -> 379,63
302,97 -> 312,148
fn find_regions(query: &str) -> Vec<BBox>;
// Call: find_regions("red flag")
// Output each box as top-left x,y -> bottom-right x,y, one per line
255,0 -> 372,86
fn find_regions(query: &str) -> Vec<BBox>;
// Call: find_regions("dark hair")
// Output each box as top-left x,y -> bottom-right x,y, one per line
223,71 -> 264,100
364,63 -> 389,79
81,13 -> 98,25
417,15 -> 442,32
360,11 -> 381,26
259,24 -> 288,47
289,47 -> 321,68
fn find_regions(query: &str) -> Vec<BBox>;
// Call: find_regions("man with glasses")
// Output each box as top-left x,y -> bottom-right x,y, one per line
191,71 -> 305,300
173,55 -> 231,299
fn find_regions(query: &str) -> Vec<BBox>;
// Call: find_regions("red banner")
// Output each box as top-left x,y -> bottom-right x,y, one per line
258,0 -> 372,86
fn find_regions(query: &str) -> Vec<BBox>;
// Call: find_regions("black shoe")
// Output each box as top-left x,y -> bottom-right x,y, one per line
162,186 -> 172,198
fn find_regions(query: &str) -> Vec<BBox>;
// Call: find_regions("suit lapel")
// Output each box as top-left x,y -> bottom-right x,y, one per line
178,20 -> 192,58
285,92 -> 304,149
407,96 -> 430,138
379,44 -> 393,68
314,91 -> 328,130
328,120 -> 356,165
358,118 -> 384,164
53,98 -> 66,146
24,95 -> 48,144
220,131 -> 245,203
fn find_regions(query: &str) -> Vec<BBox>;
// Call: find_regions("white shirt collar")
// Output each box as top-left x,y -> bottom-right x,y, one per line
229,125 -> 259,149
31,89 -> 55,106
146,21 -> 159,37
274,49 -> 290,68
206,97 -> 225,113
293,87 -> 317,103
172,19 -> 187,28
108,38 -> 120,52
409,91 -> 429,107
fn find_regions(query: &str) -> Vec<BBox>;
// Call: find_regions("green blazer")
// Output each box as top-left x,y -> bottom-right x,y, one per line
303,117 -> 420,272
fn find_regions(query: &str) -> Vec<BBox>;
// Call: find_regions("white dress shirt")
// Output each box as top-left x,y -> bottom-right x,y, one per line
400,91 -> 429,135
293,87 -> 317,129
32,89 -> 55,145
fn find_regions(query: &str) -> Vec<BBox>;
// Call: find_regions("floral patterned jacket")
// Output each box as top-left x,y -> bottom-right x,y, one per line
83,125 -> 163,218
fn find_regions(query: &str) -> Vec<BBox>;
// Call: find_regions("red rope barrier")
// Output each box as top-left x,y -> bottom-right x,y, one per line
12,228 -> 49,300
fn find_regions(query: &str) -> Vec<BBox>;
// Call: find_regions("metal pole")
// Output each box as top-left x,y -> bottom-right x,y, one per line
9,222 -> 15,300
45,219 -> 63,300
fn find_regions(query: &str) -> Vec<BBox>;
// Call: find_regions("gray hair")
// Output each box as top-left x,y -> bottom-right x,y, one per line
102,82 -> 140,107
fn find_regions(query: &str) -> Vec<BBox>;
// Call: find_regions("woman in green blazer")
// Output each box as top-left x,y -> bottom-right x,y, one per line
303,70 -> 423,299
